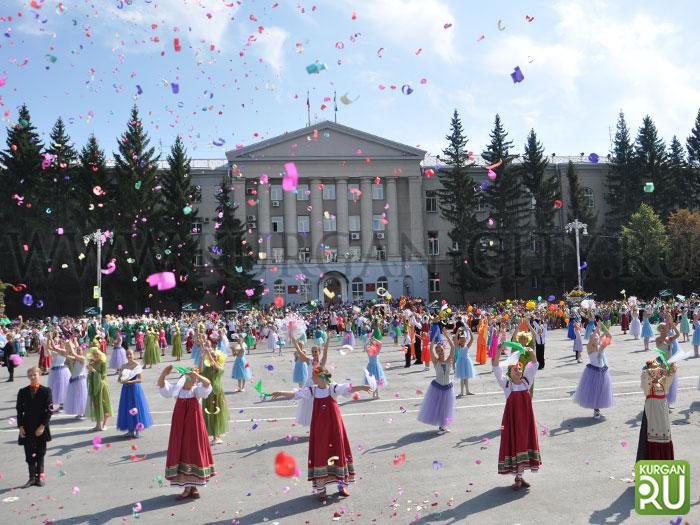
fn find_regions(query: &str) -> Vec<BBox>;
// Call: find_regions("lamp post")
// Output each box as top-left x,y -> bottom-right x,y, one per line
83,230 -> 113,324
565,219 -> 588,290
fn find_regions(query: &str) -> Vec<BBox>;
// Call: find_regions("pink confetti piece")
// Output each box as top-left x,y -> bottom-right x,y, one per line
282,162 -> 298,192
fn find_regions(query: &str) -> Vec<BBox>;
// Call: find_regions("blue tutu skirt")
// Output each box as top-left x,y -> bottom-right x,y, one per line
116,383 -> 153,432
454,351 -> 476,379
641,319 -> 654,339
573,364 -> 613,409
693,327 -> 700,346
417,380 -> 455,426
567,320 -> 576,340
293,360 -> 309,385
365,355 -> 387,387
232,355 -> 252,380
191,344 -> 202,368
584,321 -> 595,340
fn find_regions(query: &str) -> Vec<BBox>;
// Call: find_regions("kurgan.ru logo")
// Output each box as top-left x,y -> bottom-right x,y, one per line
635,460 -> 690,515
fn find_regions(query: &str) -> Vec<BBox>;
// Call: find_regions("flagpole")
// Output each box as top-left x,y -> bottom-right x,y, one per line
306,90 -> 310,126
334,90 -> 337,123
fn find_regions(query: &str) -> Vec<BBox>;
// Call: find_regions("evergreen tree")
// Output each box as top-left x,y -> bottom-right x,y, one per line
686,108 -> 700,206
666,209 -> 700,293
633,115 -> 667,213
482,114 -> 526,297
75,135 -> 114,231
605,111 -> 636,231
211,177 -> 260,305
663,136 -> 690,216
112,106 -> 160,234
42,118 -> 79,232
621,203 -> 669,297
565,161 -> 597,229
436,110 -> 484,300
160,136 -> 203,308
0,105 -> 45,231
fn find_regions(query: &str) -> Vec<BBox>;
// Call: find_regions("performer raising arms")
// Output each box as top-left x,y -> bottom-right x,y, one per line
292,337 -> 329,427
158,364 -> 215,501
573,321 -> 614,419
116,348 -> 152,439
417,329 -> 456,435
201,340 -> 228,445
492,342 -> 541,491
270,368 -> 371,502
636,358 -> 676,461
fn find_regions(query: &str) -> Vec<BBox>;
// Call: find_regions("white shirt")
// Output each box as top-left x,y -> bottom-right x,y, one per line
533,320 -> 547,345
160,380 -> 212,400
294,383 -> 353,400
493,364 -> 536,399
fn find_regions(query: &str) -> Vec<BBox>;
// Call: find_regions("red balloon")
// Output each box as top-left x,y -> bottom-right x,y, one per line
274,451 -> 297,477
274,296 -> 285,308
424,168 -> 435,178
553,199 -> 563,209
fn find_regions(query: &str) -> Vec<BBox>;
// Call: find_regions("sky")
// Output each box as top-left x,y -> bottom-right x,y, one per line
1,0 -> 699,162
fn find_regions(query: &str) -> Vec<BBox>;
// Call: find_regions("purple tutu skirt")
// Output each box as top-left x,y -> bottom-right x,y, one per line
573,364 -> 614,409
64,375 -> 88,416
109,346 -> 128,371
417,380 -> 455,427
667,375 -> 678,405
49,364 -> 71,405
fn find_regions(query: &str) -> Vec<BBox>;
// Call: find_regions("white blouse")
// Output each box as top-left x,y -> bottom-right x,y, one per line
160,380 -> 212,400
493,364 -> 536,399
293,383 -> 353,401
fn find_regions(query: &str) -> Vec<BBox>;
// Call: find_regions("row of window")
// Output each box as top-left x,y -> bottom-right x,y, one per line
269,215 -> 386,233
270,246 -> 387,263
260,183 -> 385,202
427,272 -> 541,293
425,189 -> 595,212
273,277 -> 389,300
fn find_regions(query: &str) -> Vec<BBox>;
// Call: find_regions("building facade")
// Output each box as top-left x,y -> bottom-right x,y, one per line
182,121 -> 611,305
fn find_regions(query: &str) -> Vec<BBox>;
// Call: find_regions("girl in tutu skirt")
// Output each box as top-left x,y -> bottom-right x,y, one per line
341,324 -> 356,349
47,337 -> 72,411
109,336 -> 128,373
292,339 -> 309,388
584,315 -> 596,341
364,338 -> 387,400
492,342 -> 541,491
567,317 -> 576,340
232,341 -> 252,392
270,368 -> 372,502
692,311 -> 700,358
417,329 -> 455,434
86,344 -> 112,431
116,349 -> 153,438
679,308 -> 690,342
573,322 -> 613,419
454,329 -> 476,397
630,307 -> 641,340
201,342 -> 228,444
294,337 -> 329,428
655,313 -> 680,408
64,340 -> 88,419
641,309 -> 654,350
572,320 -> 584,363
158,364 -> 215,500
636,359 -> 676,461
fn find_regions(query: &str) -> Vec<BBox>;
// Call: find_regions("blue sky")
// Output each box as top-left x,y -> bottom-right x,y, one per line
1,0 -> 699,160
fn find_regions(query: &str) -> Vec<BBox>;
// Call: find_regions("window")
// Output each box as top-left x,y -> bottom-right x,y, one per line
349,215 -> 361,232
530,236 -> 538,253
426,191 -> 437,213
298,280 -> 310,297
323,216 -> 337,232
193,186 -> 202,203
297,215 -> 310,233
449,241 -> 460,253
476,196 -> 485,212
298,248 -> 310,263
531,276 -> 539,289
191,221 -> 203,235
270,185 -> 283,201
325,249 -> 338,263
372,214 -> 385,231
374,245 -> 386,261
584,187 -> 595,208
365,282 -> 376,292
428,231 -> 439,256
272,247 -> 285,263
274,279 -> 285,296
271,216 -> 284,233
349,247 -> 361,261
322,183 -> 336,200
296,184 -> 309,201
429,273 -> 440,293
376,276 -> 388,291
348,183 -> 360,201
192,250 -> 203,267
372,183 -> 384,200
351,278 -> 364,300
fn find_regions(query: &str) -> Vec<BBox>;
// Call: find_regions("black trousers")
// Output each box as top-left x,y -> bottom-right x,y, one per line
23,436 -> 47,475
413,337 -> 422,365
5,362 -> 14,380
535,343 -> 545,369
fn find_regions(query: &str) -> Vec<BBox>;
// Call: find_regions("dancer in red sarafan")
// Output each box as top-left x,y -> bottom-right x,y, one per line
271,367 -> 371,502
158,364 -> 215,501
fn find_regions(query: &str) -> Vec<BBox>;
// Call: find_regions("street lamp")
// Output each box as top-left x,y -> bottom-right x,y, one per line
83,229 -> 113,324
565,219 -> 588,290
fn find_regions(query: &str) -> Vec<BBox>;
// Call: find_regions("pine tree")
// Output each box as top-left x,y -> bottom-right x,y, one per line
112,106 -> 160,234
565,161 -> 597,229
686,108 -> 700,206
436,110 -> 484,300
482,114 -> 526,297
634,115 -> 667,214
667,209 -> 700,293
621,203 -> 669,297
41,118 -> 79,233
75,135 -> 114,231
663,137 -> 689,216
211,177 -> 260,305
0,105 -> 45,231
605,111 -> 636,231
160,136 -> 203,308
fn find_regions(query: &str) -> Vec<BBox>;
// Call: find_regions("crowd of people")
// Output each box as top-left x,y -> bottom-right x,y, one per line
3,294 -> 699,500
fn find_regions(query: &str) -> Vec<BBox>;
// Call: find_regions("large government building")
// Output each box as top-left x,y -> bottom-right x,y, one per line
180,121 -> 611,305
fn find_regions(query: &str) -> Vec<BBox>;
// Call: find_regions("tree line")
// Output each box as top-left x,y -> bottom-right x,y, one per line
0,105 -> 260,316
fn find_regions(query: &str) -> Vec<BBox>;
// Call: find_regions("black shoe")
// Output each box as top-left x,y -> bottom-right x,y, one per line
21,478 -> 35,489
7,378 -> 13,382
34,477 -> 45,487
404,364 -> 411,368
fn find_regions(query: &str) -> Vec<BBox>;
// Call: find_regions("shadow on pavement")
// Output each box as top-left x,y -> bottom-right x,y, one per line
587,485 -> 634,524
204,493 -> 323,525
48,432 -> 128,457
548,416 -> 604,437
625,412 -> 643,428
453,429 -> 500,448
674,400 -> 700,425
413,485 -> 528,523
235,435 -> 309,458
364,430 -> 441,453
48,494 -> 187,525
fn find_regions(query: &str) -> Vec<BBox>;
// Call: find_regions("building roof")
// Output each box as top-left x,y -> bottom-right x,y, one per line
225,120 -> 427,162
421,154 -> 611,169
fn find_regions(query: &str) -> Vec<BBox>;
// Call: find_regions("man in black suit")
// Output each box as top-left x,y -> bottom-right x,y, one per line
3,332 -> 17,382
16,366 -> 52,488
